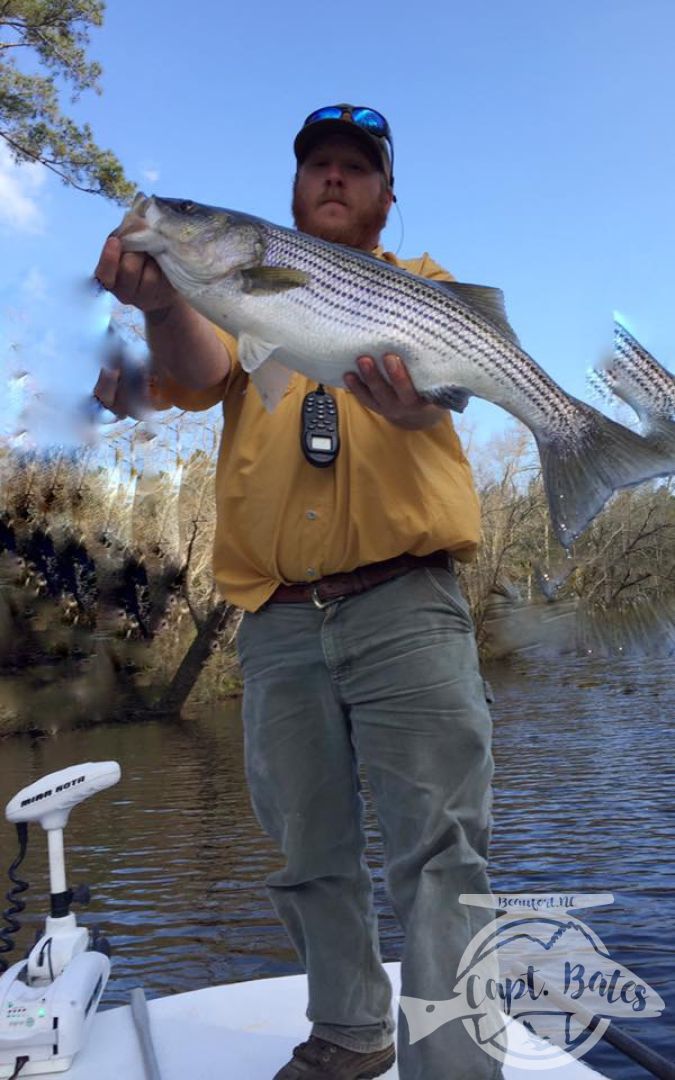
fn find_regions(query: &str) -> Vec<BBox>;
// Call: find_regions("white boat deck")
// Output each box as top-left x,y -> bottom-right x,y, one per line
61,962 -> 606,1079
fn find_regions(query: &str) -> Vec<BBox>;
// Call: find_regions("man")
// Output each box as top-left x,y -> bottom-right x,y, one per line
95,104 -> 501,1080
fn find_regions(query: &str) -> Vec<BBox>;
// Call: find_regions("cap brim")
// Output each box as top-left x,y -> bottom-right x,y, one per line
294,120 -> 391,180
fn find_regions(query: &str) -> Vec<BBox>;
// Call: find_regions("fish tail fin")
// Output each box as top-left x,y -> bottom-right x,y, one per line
539,402 -> 674,547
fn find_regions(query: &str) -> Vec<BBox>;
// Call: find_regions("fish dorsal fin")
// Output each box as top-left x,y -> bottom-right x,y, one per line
241,266 -> 309,294
436,281 -> 520,346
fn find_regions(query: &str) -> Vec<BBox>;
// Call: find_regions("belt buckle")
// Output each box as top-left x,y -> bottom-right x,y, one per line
311,586 -> 345,610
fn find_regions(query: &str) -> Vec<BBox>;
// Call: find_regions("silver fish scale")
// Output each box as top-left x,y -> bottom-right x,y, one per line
261,223 -> 574,433
614,323 -> 675,417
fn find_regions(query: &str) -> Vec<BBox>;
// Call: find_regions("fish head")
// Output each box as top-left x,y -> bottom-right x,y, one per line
112,193 -> 264,292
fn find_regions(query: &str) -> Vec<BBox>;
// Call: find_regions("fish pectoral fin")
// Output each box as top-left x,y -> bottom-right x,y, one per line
250,358 -> 294,412
437,281 -> 521,346
241,266 -> 309,294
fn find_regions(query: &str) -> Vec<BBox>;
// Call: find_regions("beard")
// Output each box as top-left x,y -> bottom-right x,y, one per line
292,183 -> 391,249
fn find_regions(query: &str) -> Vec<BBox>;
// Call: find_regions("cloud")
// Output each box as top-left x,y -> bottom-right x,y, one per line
141,164 -> 160,184
0,141 -> 46,233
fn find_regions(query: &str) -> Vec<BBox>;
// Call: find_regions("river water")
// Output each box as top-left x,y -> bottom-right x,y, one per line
0,656 -> 673,1079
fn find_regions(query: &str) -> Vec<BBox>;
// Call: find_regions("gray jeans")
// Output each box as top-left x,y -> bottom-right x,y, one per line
237,566 -> 502,1080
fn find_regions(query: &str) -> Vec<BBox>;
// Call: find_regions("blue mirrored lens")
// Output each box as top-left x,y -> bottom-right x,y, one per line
351,108 -> 388,135
305,107 -> 344,125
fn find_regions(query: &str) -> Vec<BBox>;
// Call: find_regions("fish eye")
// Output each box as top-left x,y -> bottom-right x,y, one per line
179,200 -> 196,214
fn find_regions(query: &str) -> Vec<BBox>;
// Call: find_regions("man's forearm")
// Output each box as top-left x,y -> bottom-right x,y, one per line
145,297 -> 231,389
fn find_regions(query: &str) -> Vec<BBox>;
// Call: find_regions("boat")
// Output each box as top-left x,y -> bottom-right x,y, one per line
64,961 -> 607,1080
0,762 -> 616,1079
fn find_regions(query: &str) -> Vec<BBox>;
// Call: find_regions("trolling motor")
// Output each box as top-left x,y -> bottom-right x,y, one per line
0,762 -> 121,1078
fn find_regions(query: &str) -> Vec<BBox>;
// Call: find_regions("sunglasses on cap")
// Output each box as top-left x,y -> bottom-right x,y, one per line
301,104 -> 395,187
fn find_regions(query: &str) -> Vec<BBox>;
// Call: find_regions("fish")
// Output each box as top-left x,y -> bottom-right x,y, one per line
482,583 -> 580,658
112,193 -> 674,548
482,582 -> 675,659
533,560 -> 579,601
588,314 -> 675,458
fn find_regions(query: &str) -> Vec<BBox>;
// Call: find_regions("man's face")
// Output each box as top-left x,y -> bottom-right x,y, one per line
292,134 -> 393,250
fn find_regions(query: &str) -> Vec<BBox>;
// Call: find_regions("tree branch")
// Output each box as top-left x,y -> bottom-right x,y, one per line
611,572 -> 653,601
0,129 -> 118,196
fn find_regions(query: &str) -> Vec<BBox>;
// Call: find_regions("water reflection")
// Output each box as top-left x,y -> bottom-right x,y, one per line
0,658 -> 673,1079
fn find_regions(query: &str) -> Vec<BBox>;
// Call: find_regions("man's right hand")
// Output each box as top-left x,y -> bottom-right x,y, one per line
91,233 -> 231,417
94,235 -> 177,314
92,363 -> 149,421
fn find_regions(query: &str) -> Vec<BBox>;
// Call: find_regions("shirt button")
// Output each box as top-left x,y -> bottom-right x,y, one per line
306,510 -> 318,520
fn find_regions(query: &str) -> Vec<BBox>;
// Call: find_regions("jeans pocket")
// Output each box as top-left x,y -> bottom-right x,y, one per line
423,567 -> 475,630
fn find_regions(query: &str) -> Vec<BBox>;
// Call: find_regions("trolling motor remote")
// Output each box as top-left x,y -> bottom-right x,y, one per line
301,384 -> 340,467
0,762 -> 120,1077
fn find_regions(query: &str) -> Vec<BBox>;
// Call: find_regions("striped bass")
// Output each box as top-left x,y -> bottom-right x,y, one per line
113,194 -> 674,548
589,315 -> 675,457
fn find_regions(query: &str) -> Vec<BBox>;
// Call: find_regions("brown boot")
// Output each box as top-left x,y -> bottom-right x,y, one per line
272,1035 -> 395,1079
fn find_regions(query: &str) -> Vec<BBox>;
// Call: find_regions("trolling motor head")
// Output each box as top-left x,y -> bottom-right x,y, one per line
2,762 -> 121,980
6,762 -> 121,832
6,763 -> 121,926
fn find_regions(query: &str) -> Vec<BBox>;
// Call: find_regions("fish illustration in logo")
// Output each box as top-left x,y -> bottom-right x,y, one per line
400,908 -> 665,1065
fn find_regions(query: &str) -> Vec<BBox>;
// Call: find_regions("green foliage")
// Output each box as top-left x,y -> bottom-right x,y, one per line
0,0 -> 134,202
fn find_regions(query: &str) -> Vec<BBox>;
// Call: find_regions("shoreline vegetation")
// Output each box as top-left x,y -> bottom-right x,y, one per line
1,415 -> 674,738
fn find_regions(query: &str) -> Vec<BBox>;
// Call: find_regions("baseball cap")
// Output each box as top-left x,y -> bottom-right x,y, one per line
294,104 -> 394,187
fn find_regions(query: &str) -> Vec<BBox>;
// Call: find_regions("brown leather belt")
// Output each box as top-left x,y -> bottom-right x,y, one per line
269,550 -> 452,609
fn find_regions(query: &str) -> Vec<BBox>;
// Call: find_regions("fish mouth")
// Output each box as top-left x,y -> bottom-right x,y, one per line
131,190 -> 151,215
111,191 -> 150,236
111,192 -> 164,251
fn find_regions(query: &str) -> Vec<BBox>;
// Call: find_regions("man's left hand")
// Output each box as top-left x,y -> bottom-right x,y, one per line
343,354 -> 446,430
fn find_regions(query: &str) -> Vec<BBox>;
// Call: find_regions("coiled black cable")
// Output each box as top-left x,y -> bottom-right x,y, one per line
0,822 -> 29,974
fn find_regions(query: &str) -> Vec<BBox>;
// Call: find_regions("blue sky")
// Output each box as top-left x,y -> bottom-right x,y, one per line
2,0 -> 675,449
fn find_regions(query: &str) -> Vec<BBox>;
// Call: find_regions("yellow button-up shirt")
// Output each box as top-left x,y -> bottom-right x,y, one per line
153,248 -> 481,611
